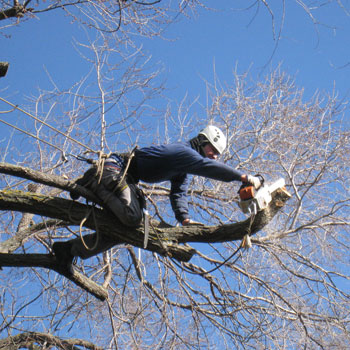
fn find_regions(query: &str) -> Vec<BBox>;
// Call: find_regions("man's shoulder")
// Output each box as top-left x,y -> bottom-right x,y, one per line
158,141 -> 194,154
139,141 -> 199,160
169,141 -> 191,150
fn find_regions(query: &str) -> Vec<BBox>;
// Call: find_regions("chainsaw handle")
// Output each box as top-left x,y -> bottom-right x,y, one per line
255,174 -> 265,187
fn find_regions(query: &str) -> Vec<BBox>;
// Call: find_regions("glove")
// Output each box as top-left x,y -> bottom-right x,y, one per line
246,175 -> 262,189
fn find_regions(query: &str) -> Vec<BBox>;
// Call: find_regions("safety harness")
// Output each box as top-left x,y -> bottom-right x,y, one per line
72,148 -> 150,249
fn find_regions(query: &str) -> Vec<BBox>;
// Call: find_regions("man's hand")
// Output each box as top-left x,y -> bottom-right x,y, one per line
182,219 -> 204,226
246,175 -> 262,189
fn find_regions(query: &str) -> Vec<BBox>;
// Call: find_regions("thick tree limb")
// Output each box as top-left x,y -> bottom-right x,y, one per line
0,331 -> 103,350
0,252 -> 108,301
0,162 -> 100,203
149,187 -> 292,244
0,186 -> 291,257
0,189 -> 198,261
0,4 -> 33,21
0,184 -> 59,254
0,162 -> 291,245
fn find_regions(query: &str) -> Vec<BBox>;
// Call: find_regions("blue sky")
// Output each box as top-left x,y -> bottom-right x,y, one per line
151,1 -> 350,103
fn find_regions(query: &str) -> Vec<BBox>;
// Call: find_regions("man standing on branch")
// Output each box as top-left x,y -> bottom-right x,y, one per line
53,125 -> 261,273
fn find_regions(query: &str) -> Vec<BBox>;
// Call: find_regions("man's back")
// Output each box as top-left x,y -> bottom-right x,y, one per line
132,141 -> 242,184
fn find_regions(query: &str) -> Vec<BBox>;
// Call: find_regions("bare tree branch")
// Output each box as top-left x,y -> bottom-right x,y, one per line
0,331 -> 103,350
0,252 -> 108,300
0,162 -> 100,203
0,4 -> 32,21
0,218 -> 64,253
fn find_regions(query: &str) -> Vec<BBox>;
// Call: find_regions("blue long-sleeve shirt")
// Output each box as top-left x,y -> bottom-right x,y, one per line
132,142 -> 243,223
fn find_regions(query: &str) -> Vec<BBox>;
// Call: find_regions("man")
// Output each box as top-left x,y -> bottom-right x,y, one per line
52,125 -> 261,273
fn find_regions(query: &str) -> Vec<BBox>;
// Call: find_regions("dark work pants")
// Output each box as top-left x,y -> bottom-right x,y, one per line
70,167 -> 143,259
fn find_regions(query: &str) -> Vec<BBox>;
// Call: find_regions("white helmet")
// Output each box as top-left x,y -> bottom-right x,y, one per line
199,125 -> 227,154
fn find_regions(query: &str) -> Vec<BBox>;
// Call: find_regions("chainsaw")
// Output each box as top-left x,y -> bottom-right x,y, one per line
238,175 -> 285,215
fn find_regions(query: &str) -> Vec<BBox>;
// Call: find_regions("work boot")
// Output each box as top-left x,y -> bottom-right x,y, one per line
52,241 -> 74,276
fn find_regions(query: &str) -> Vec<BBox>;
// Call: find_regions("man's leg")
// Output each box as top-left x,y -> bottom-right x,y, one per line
52,233 -> 118,274
53,163 -> 143,270
53,180 -> 143,272
72,233 -> 118,259
95,179 -> 143,227
55,232 -> 116,257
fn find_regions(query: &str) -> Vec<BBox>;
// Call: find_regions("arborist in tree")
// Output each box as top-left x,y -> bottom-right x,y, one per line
52,125 -> 261,274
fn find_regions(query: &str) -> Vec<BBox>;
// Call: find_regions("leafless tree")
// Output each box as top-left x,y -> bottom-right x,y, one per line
1,0 -> 350,349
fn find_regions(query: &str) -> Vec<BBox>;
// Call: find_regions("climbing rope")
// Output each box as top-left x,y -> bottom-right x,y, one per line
78,206 -> 100,251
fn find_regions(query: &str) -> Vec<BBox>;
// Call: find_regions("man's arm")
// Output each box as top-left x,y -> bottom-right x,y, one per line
177,146 -> 261,187
170,174 -> 190,225
174,146 -> 243,182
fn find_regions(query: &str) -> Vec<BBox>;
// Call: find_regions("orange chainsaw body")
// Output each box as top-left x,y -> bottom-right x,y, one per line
239,186 -> 255,201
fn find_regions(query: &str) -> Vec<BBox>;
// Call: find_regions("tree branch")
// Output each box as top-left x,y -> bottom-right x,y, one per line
0,252 -> 108,301
0,188 -> 198,261
0,331 -> 103,350
0,4 -> 33,21
0,186 -> 291,259
151,187 -> 292,244
0,162 -> 100,203
0,219 -> 65,254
